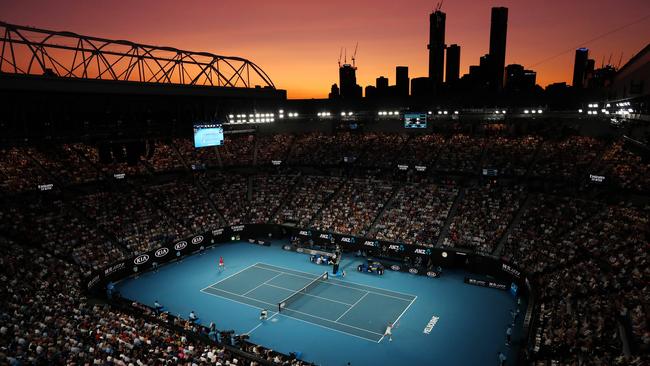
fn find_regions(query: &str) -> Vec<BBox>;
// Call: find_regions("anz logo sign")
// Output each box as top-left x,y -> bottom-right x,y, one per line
299,230 -> 311,236
364,240 -> 378,247
154,248 -> 169,258
414,248 -> 431,255
319,233 -> 330,239
133,254 -> 150,265
191,236 -> 204,245
340,237 -> 355,244
174,241 -> 188,251
388,244 -> 405,252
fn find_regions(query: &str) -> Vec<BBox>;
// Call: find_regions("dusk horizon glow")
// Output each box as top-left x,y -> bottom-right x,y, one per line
1,0 -> 648,99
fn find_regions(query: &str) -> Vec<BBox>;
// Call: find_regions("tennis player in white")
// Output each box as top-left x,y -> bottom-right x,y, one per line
384,322 -> 394,342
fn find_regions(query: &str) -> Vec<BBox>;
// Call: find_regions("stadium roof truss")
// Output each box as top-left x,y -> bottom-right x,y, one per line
0,21 -> 275,89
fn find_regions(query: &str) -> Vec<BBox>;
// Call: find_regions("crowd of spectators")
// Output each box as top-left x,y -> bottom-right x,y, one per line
220,135 -> 255,167
255,134 -> 294,165
481,136 -> 540,176
597,139 -> 650,192
502,194 -> 604,273
146,181 -> 224,234
531,136 -> 605,180
0,147 -> 50,192
443,183 -> 524,254
313,177 -> 394,236
0,236 -> 304,366
174,138 -> 222,168
373,182 -> 458,247
274,176 -> 343,227
248,175 -> 298,224
76,189 -> 185,254
201,173 -> 250,225
435,134 -> 485,173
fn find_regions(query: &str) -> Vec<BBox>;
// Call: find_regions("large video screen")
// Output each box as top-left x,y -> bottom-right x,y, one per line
404,113 -> 427,128
193,124 -> 224,148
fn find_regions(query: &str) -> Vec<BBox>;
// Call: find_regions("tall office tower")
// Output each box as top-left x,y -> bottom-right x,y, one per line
572,48 -> 589,88
446,44 -> 460,83
428,10 -> 446,88
376,76 -> 389,97
396,66 -> 409,96
488,7 -> 508,91
339,64 -> 361,99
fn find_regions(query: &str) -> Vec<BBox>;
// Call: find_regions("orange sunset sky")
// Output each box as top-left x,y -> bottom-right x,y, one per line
1,0 -> 648,99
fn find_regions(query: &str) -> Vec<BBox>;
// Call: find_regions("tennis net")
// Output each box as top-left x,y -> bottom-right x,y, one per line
278,271 -> 328,312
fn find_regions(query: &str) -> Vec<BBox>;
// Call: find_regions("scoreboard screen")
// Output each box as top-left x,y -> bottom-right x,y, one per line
193,124 -> 224,148
404,113 -> 427,128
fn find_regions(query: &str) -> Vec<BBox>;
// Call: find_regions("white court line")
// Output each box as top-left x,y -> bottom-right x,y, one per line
202,285 -> 383,336
200,262 -> 261,292
245,312 -> 279,335
377,295 -> 418,343
253,263 -> 414,302
335,291 -> 369,322
254,262 -> 418,299
262,283 -> 354,306
242,273 -> 284,296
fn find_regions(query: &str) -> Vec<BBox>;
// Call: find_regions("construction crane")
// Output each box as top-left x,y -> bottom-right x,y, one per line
435,1 -> 444,12
338,47 -> 343,67
351,42 -> 359,68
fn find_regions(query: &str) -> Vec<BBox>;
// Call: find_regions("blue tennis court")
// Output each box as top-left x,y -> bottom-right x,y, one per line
201,262 -> 416,342
116,241 -> 524,365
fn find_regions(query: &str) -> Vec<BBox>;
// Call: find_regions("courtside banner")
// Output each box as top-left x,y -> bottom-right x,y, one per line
85,226 -> 237,291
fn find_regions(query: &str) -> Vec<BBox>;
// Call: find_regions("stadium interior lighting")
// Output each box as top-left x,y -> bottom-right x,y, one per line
438,111 -> 443,115
578,109 -> 583,113
443,111 -> 448,115
531,110 -> 537,114
454,111 -> 459,115
348,112 -> 353,116
524,110 -> 530,114
428,111 -> 432,115
502,110 -> 506,114
537,109 -> 543,114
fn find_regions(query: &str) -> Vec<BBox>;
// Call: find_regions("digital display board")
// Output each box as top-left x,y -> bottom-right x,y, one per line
193,124 -> 224,148
404,113 -> 427,128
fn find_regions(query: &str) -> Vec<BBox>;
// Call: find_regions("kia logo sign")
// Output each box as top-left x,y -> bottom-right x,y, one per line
191,236 -> 204,245
297,248 -> 304,253
134,254 -> 149,265
390,265 -> 401,271
426,271 -> 438,278
174,241 -> 188,251
155,248 -> 169,258
408,268 -> 418,274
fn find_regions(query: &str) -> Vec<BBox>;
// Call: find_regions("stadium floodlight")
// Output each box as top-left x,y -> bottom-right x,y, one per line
494,110 -> 500,114
628,108 -> 633,112
228,114 -> 234,118
438,111 -> 442,115
606,104 -> 611,108
428,111 -> 432,115
531,110 -> 537,114
454,111 -> 459,115
388,111 -> 393,115
443,111 -> 448,115
537,109 -> 543,114
524,110 -> 530,114
348,112 -> 353,116
341,112 -> 346,116
441,251 -> 448,258
578,109 -> 583,113
279,109 -> 284,113
295,113 -> 299,117
502,110 -> 506,114
394,111 -> 399,115
377,111 -> 382,115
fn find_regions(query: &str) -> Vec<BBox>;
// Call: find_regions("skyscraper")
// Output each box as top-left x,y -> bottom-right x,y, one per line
572,48 -> 589,88
396,66 -> 409,96
339,64 -> 362,99
428,10 -> 446,88
488,7 -> 508,91
446,44 -> 460,83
